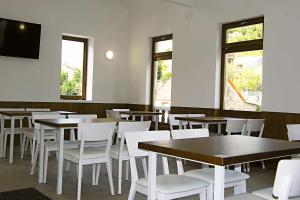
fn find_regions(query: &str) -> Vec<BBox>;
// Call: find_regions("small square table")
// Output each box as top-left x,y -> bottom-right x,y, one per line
139,135 -> 300,200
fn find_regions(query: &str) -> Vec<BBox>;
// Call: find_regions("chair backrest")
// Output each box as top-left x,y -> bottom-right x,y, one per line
26,108 -> 51,112
117,121 -> 151,139
168,114 -> 188,130
187,113 -> 206,125
273,160 -> 300,199
77,122 -> 116,157
171,128 -> 209,140
286,124 -> 300,142
125,130 -> 170,182
32,112 -> 63,129
226,118 -> 247,135
68,114 -> 97,119
0,108 -> 25,111
106,110 -> 121,120
245,119 -> 265,137
78,122 -> 116,142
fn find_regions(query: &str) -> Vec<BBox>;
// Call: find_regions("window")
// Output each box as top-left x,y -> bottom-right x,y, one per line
221,17 -> 264,111
60,35 -> 88,100
151,34 -> 173,109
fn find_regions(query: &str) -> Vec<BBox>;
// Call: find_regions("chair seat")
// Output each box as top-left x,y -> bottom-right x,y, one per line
109,144 -> 129,157
252,187 -> 300,200
45,141 -> 80,151
225,193 -> 265,200
184,168 -> 249,184
137,174 -> 209,194
64,147 -> 106,159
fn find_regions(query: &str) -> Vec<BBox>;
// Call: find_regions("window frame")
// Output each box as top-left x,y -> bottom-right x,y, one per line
150,34 -> 173,108
60,35 -> 88,100
220,17 -> 264,111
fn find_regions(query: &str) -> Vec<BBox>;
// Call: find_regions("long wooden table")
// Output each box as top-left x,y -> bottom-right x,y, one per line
0,111 -> 76,163
120,111 -> 162,130
139,135 -> 300,200
35,118 -> 119,195
175,116 -> 230,133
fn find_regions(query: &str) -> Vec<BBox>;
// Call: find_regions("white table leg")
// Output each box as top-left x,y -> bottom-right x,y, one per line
132,115 -> 136,121
148,151 -> 157,200
141,115 -> 144,121
38,125 -> 45,183
0,116 -> 4,157
179,121 -> 183,129
57,128 -> 64,194
218,123 -> 222,134
214,165 -> 225,200
155,116 -> 158,130
9,117 -> 15,163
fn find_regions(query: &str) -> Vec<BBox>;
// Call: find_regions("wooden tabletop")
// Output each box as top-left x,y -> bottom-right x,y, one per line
0,111 -> 33,117
119,111 -> 162,116
175,116 -> 229,123
35,118 -> 119,128
139,135 -> 300,166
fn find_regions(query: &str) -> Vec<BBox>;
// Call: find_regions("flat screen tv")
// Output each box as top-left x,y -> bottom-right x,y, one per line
0,18 -> 41,59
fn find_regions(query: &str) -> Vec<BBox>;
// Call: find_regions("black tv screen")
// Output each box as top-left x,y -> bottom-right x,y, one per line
0,18 -> 41,59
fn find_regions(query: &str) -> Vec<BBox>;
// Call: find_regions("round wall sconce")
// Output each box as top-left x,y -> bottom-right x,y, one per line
106,51 -> 114,60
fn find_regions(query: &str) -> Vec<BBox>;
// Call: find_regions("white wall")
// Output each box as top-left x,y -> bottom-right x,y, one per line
0,0 -> 129,103
126,0 -> 300,113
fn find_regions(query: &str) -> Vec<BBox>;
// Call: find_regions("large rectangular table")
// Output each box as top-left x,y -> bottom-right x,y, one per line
139,135 -> 300,200
175,116 -> 230,133
120,111 -> 162,130
0,110 -> 76,163
35,118 -> 119,195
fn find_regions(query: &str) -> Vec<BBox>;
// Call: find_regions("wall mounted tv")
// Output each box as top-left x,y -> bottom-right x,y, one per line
0,18 -> 41,59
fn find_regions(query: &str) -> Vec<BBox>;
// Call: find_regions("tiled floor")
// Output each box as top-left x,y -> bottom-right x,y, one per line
0,149 -> 275,200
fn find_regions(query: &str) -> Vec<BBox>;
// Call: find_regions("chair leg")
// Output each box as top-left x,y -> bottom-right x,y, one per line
66,161 -> 71,172
31,139 -> 36,164
261,161 -> 266,170
77,163 -> 83,200
3,133 -> 7,157
19,134 -> 23,152
43,149 -> 49,183
21,136 -> 27,159
107,159 -> 115,195
92,164 -> 96,185
199,190 -> 206,200
118,160 -> 123,194
26,138 -> 30,152
247,163 -> 250,172
142,158 -> 148,178
30,144 -> 40,175
125,160 -> 129,180
207,184 -> 213,200
95,164 -> 101,185
128,183 -> 136,200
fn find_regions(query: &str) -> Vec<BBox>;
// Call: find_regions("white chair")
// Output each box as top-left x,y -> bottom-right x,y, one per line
109,121 -> 151,194
21,112 -> 60,163
68,114 -> 98,140
171,129 -> 250,200
226,160 -> 300,200
125,130 -> 209,200
168,114 -> 188,130
226,118 -> 247,135
113,109 -> 130,120
244,119 -> 265,171
187,114 -> 206,129
106,110 -> 121,120
64,122 -> 116,200
1,108 -> 30,158
287,124 -> 300,159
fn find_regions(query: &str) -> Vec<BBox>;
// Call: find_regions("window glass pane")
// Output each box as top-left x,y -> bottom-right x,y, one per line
224,50 -> 263,111
60,39 -> 84,96
153,60 -> 172,108
226,23 -> 263,43
155,40 -> 172,53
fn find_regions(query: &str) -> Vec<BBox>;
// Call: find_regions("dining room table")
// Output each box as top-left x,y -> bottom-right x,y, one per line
119,111 -> 162,130
175,116 -> 231,134
34,118 -> 120,195
138,135 -> 300,200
